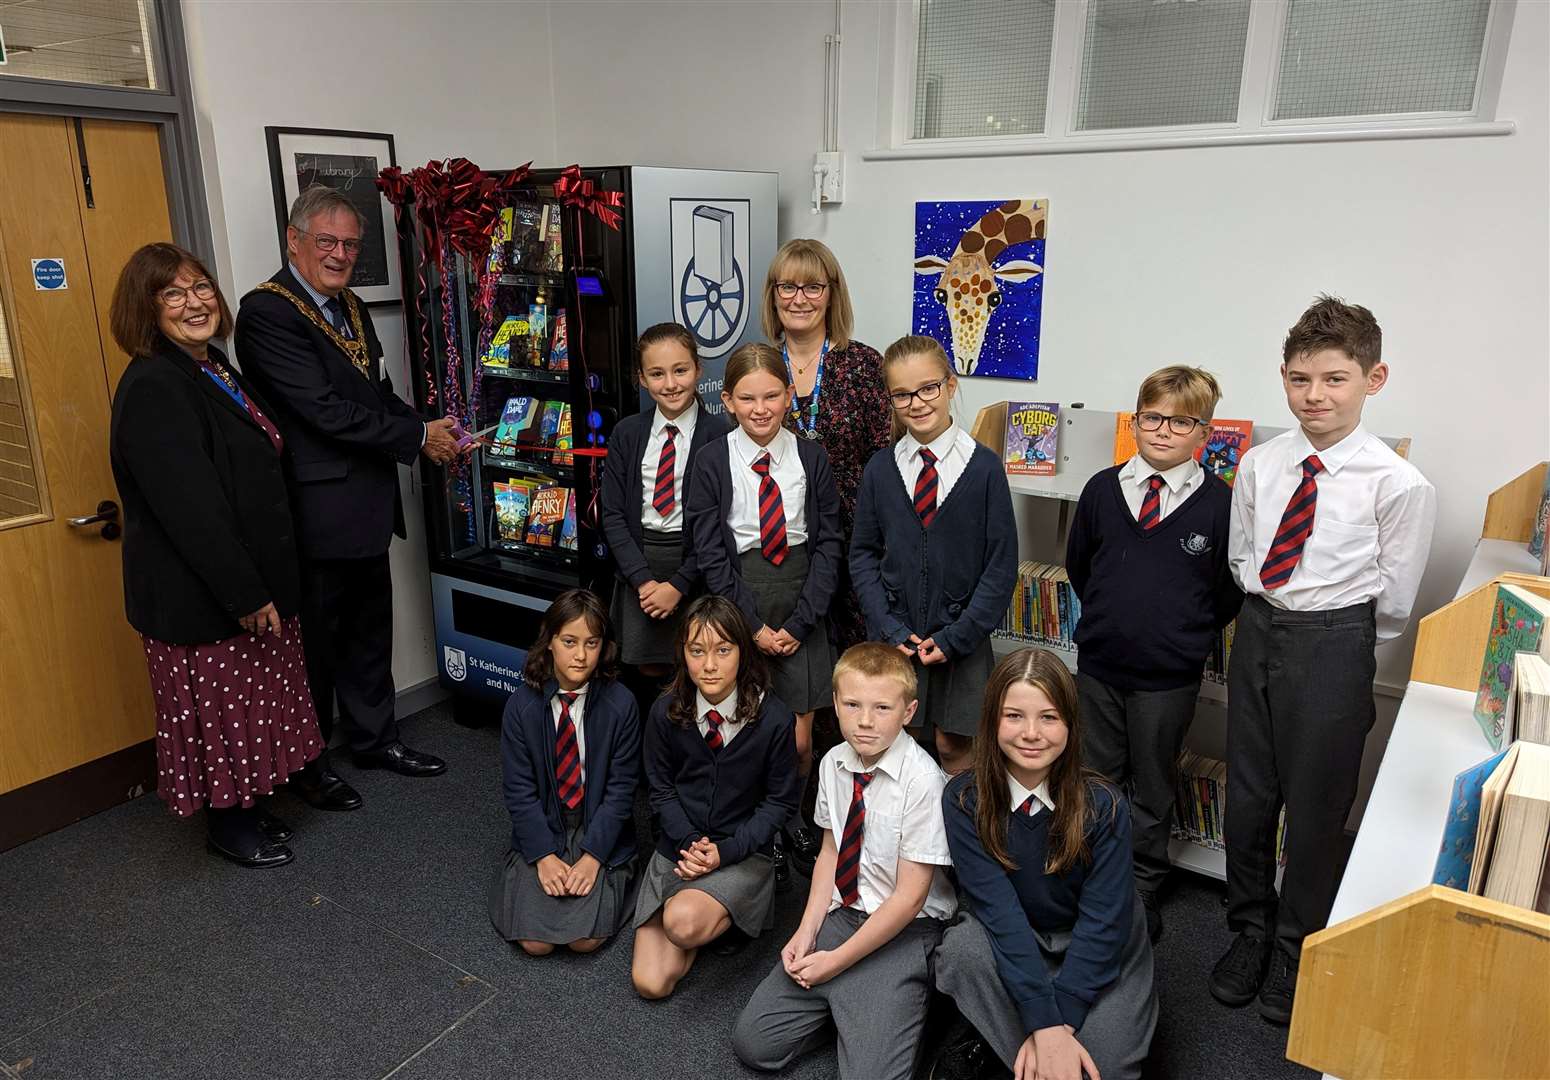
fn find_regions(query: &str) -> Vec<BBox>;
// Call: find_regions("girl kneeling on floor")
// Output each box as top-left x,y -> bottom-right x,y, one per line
631,595 -> 800,999
488,588 -> 641,956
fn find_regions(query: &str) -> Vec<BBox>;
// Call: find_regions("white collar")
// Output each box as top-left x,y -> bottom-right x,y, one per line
731,425 -> 792,468
696,688 -> 738,723
832,729 -> 911,781
287,262 -> 338,312
1009,775 -> 1055,815
652,399 -> 698,439
1290,423 -> 1369,476
1120,452 -> 1200,493
552,682 -> 588,702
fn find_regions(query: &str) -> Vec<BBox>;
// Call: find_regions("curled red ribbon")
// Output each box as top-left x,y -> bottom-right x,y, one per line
555,164 -> 624,231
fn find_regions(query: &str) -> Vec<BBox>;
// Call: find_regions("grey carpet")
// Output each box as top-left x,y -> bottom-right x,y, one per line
0,702 -> 1316,1080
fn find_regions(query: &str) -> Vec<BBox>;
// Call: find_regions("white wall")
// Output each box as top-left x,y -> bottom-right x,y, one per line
182,0 -> 558,691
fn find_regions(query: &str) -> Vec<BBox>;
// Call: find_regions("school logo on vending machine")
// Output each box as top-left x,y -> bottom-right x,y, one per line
669,199 -> 751,360
444,646 -> 468,683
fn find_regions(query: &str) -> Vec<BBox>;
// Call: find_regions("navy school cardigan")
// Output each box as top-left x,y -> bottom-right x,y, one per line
943,773 -> 1135,1034
849,441 -> 1018,659
601,401 -> 732,594
500,678 -> 641,869
644,691 -> 800,865
685,434 -> 842,641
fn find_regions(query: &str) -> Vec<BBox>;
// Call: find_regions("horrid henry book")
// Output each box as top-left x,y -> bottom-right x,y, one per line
1004,402 -> 1059,476
525,484 -> 568,547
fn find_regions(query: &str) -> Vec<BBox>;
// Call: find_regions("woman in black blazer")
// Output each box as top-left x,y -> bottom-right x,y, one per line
108,243 -> 323,869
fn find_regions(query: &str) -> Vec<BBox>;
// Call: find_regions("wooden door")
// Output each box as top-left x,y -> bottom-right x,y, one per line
0,113 -> 175,839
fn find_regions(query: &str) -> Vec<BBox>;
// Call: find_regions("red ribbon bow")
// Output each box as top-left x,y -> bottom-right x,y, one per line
555,164 -> 624,230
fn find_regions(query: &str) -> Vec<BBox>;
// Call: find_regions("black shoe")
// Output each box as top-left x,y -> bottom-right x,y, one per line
1209,931 -> 1271,1008
786,825 -> 820,874
206,835 -> 294,869
710,926 -> 752,957
1139,889 -> 1162,943
929,1015 -> 1007,1080
352,741 -> 447,777
1258,949 -> 1298,1025
257,809 -> 293,843
772,835 -> 793,894
289,760 -> 363,811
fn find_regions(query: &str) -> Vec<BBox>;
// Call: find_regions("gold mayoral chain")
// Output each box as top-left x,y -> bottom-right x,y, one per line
253,282 -> 372,378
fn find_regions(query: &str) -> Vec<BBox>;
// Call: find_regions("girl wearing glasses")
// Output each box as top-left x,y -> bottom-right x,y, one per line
849,335 -> 1017,776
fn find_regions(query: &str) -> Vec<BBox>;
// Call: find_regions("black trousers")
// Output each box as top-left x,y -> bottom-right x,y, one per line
1078,671 -> 1201,893
301,553 -> 399,754
1224,594 -> 1375,960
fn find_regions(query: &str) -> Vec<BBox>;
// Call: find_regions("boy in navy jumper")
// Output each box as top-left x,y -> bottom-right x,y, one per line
1065,366 -> 1242,941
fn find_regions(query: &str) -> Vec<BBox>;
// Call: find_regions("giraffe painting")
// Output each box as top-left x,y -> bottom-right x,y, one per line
913,199 -> 1048,377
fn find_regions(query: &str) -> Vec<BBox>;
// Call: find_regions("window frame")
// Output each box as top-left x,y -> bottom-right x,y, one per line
872,0 -> 1518,161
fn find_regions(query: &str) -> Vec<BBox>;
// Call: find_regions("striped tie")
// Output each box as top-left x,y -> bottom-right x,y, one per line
835,771 -> 873,908
703,708 -> 725,751
1017,794 -> 1039,816
751,452 -> 789,566
554,692 -> 583,810
914,447 -> 939,526
652,424 -> 678,517
1137,474 -> 1164,530
1259,455 -> 1325,590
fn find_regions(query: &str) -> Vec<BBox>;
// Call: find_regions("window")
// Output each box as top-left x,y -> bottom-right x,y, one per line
0,301 -> 45,523
0,0 -> 162,91
913,0 -> 1056,139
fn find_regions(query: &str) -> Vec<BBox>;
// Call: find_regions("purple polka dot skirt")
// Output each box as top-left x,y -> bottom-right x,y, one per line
141,616 -> 323,818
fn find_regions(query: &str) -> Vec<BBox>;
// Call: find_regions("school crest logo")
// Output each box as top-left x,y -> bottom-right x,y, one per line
444,646 -> 468,683
1180,533 -> 1210,556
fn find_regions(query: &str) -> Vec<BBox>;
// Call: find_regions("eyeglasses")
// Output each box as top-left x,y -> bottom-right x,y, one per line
775,281 -> 829,301
157,280 -> 218,308
298,229 -> 364,257
889,376 -> 950,410
1136,411 -> 1205,435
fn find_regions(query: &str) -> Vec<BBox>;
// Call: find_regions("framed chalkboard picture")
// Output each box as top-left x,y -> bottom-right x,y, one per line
265,127 -> 400,306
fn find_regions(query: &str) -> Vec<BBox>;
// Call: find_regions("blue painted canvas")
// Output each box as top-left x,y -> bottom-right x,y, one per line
913,199 -> 1048,379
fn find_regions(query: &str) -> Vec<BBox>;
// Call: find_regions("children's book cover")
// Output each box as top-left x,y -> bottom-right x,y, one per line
548,310 -> 569,371
487,207 -> 514,274
555,404 -> 573,466
494,481 -> 535,543
1529,468 -> 1550,559
525,484 -> 568,547
1113,412 -> 1138,465
480,316 -> 529,367
1197,419 -> 1254,487
559,489 -> 578,551
494,397 -> 538,449
543,202 -> 565,273
1473,583 -> 1550,749
1432,748 -> 1511,890
1004,402 -> 1059,476
538,400 -> 564,446
510,205 -> 545,270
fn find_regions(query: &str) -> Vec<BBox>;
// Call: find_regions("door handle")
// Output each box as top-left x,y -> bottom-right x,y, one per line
68,499 -> 121,540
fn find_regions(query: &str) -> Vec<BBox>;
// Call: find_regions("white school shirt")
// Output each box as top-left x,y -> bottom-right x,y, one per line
895,423 -> 978,506
695,689 -> 748,747
550,684 -> 589,785
1118,454 -> 1204,524
1228,424 -> 1437,642
1008,775 -> 1056,816
640,400 -> 699,532
727,425 -> 807,554
814,732 -> 958,920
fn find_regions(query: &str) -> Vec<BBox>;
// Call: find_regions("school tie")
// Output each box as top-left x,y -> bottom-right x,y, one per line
835,771 -> 873,908
321,298 -> 353,340
652,425 -> 679,517
554,692 -> 583,810
751,452 -> 789,566
1137,474 -> 1164,530
703,708 -> 726,751
1017,795 -> 1039,816
914,447 -> 940,526
1259,455 -> 1325,590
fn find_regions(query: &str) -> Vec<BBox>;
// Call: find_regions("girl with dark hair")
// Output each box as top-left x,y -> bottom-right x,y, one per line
931,647 -> 1157,1080
630,596 -> 799,1000
488,589 -> 640,956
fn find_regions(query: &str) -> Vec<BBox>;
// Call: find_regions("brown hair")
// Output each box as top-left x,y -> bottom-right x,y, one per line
1282,294 -> 1382,373
634,321 -> 701,373
521,589 -> 618,690
881,334 -> 956,443
722,342 -> 789,395
109,243 -> 234,359
666,595 -> 768,730
832,642 -> 918,701
761,238 -> 854,349
1134,365 -> 1222,422
959,647 -> 1117,875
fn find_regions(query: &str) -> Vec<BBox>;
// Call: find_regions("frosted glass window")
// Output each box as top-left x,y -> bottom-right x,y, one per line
0,0 -> 161,91
913,0 -> 1056,139
1274,0 -> 1490,119
0,301 -> 44,523
1075,0 -> 1252,131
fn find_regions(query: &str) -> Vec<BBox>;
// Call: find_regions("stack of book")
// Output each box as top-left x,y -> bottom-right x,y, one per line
1202,621 -> 1236,686
493,481 -> 577,551
1000,561 -> 1081,650
492,397 -> 571,460
1172,750 -> 1286,861
1472,582 -> 1550,750
1433,741 -> 1550,912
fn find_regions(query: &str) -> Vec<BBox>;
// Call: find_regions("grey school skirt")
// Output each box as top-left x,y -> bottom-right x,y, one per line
488,808 -> 636,945
611,529 -> 688,667
912,637 -> 995,738
631,849 -> 776,937
739,544 -> 835,714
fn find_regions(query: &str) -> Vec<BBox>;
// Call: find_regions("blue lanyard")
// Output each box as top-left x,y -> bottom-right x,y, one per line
201,365 -> 247,410
782,337 -> 829,438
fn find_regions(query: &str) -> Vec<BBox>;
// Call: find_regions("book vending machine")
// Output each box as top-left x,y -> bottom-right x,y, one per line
395,165 -> 778,711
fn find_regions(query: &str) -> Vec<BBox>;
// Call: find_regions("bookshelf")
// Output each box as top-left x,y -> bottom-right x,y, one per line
1289,463 -> 1550,1080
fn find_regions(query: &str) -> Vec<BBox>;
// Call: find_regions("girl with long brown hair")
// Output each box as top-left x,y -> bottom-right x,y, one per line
931,647 -> 1157,1080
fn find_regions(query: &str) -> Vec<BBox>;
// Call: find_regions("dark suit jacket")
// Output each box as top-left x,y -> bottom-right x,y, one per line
500,678 -> 642,869
232,265 -> 424,560
685,435 -> 842,641
109,337 -> 300,645
601,401 -> 731,594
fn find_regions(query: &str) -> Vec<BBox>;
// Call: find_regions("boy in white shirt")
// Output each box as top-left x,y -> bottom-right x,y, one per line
1211,295 -> 1436,1025
733,643 -> 957,1080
